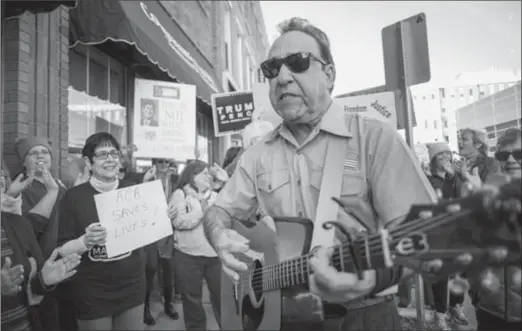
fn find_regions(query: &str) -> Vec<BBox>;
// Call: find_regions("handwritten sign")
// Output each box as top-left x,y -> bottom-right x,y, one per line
94,180 -> 173,258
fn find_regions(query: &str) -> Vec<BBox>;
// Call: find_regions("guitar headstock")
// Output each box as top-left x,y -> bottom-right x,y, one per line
390,176 -> 521,277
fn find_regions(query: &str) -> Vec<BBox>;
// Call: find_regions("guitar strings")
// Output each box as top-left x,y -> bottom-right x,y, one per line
246,209 -> 471,290
249,209 -> 466,291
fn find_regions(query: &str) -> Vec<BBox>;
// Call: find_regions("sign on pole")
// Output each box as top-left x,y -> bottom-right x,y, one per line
211,91 -> 255,137
382,13 -> 431,90
382,12 -> 431,146
382,13 -> 431,328
132,78 -> 196,160
334,91 -> 397,128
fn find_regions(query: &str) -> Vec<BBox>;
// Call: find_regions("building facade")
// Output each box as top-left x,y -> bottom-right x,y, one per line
410,68 -> 521,151
455,82 -> 521,155
1,0 -> 269,177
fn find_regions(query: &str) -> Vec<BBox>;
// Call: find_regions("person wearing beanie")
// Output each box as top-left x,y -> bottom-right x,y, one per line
15,136 -> 77,331
425,141 -> 471,330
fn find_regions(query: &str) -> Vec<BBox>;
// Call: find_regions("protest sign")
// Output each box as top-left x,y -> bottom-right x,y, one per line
133,78 -> 196,160
211,91 -> 255,136
94,180 -> 173,258
334,91 -> 397,128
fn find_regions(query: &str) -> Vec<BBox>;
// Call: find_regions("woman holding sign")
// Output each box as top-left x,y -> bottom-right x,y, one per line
56,133 -> 146,330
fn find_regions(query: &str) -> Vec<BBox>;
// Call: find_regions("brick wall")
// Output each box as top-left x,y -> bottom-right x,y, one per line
2,8 -> 70,178
160,0 -> 213,67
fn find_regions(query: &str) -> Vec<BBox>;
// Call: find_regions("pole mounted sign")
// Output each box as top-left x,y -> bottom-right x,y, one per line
382,12 -> 431,90
381,13 -> 431,328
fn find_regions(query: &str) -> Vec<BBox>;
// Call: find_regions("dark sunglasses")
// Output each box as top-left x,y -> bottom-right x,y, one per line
495,149 -> 522,161
156,159 -> 169,164
260,52 -> 326,79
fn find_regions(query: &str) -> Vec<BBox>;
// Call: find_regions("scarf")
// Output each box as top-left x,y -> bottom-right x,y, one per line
1,193 -> 22,215
89,176 -> 119,193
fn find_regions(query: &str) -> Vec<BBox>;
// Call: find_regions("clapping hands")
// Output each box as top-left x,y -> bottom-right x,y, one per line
1,257 -> 24,296
143,165 -> 157,183
40,249 -> 81,287
6,172 -> 34,198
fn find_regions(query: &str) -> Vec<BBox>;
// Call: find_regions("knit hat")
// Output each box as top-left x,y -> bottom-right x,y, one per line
427,142 -> 451,161
15,137 -> 52,161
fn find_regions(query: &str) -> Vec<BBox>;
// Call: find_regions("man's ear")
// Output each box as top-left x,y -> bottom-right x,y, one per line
324,64 -> 336,93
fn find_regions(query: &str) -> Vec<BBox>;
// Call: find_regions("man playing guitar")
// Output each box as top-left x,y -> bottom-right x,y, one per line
202,17 -> 521,331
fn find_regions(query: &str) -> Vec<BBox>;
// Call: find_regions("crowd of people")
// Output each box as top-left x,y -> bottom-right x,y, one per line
398,127 -> 521,330
1,16 -> 521,331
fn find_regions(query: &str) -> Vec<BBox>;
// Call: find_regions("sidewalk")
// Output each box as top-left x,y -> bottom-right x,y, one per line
398,287 -> 477,331
146,284 -> 219,331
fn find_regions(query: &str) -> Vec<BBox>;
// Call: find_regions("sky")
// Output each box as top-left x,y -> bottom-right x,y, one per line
260,1 -> 521,95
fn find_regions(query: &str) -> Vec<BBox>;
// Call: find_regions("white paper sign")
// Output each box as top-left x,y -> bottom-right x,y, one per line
133,78 -> 196,160
334,91 -> 397,128
94,180 -> 173,258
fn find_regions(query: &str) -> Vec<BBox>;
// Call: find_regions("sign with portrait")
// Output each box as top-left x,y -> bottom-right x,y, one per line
94,180 -> 173,258
211,91 -> 255,136
334,91 -> 397,128
133,78 -> 196,160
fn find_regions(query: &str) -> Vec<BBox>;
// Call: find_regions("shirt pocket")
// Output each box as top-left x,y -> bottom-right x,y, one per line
340,171 -> 367,199
256,169 -> 291,214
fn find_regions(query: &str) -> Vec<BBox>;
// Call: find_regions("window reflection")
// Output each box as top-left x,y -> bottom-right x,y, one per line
68,45 -> 127,149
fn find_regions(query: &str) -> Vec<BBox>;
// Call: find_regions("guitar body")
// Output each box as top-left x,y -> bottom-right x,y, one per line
221,218 -> 327,331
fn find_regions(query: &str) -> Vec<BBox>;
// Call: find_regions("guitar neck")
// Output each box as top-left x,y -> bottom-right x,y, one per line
260,206 -> 475,292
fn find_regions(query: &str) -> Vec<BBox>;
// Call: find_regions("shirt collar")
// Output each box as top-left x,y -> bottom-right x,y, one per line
267,101 -> 352,142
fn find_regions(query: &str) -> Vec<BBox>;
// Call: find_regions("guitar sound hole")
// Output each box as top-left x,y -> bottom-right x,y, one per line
251,259 -> 263,302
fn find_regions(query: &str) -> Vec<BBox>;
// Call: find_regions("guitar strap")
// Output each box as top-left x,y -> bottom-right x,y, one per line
310,128 -> 350,250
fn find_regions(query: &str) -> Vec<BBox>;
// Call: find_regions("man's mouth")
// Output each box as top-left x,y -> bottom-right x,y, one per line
279,93 -> 298,101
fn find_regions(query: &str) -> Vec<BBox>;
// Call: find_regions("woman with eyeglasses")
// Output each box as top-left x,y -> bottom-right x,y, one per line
1,162 -> 81,331
470,128 -> 521,331
56,132 -> 146,330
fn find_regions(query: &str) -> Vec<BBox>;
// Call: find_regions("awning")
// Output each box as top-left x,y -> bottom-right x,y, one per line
2,0 -> 77,19
69,0 -> 222,104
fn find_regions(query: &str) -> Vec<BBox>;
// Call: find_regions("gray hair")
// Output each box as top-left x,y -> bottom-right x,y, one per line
277,17 -> 335,93
460,128 -> 488,156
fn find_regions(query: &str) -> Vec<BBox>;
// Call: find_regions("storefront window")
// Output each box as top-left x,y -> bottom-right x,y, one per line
68,44 -> 128,151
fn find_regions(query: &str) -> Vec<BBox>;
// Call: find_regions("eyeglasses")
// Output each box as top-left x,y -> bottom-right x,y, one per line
156,159 -> 169,164
94,151 -> 120,160
495,149 -> 522,161
260,52 -> 327,79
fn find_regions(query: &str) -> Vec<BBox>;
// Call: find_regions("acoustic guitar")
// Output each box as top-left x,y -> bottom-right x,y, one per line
221,178 -> 521,331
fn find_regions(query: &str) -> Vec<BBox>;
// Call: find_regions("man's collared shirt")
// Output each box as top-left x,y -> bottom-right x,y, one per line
214,102 -> 437,235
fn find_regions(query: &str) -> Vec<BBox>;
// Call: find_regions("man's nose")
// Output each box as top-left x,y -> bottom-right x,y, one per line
506,154 -> 516,162
276,64 -> 294,85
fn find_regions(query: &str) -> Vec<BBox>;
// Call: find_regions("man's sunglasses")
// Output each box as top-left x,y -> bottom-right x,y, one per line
260,52 -> 326,79
495,149 -> 522,161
